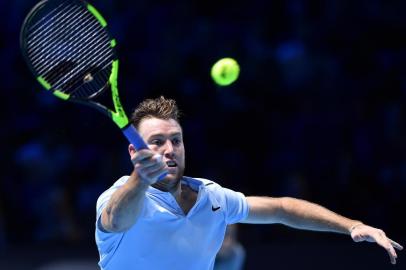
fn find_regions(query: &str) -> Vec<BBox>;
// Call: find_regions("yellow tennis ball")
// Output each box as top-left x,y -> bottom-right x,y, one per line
211,58 -> 240,86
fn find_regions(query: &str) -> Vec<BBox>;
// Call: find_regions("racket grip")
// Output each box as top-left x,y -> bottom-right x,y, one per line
122,124 -> 149,150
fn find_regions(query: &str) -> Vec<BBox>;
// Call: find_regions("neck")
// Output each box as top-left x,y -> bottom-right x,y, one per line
151,177 -> 182,196
154,178 -> 197,214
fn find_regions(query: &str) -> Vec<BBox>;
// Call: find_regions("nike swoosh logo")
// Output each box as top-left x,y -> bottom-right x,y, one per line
212,206 -> 221,211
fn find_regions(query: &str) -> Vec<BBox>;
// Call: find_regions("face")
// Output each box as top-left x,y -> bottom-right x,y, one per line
138,117 -> 185,188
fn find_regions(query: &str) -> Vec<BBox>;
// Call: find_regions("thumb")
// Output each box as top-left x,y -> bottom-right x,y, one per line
352,234 -> 364,242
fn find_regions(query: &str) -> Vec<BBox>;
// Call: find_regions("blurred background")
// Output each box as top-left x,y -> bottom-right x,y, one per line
1,0 -> 405,269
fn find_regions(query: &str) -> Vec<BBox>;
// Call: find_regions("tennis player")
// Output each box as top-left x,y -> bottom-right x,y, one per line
95,96 -> 402,270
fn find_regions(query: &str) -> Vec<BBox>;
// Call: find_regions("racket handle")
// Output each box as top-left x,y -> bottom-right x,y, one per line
122,124 -> 149,150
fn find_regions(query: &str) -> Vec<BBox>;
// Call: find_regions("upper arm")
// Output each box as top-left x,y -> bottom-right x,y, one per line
100,207 -> 116,233
241,196 -> 283,224
96,179 -> 125,233
98,196 -> 141,233
97,192 -> 116,233
213,184 -> 249,224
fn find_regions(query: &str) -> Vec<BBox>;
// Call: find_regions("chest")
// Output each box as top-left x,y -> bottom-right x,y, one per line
125,192 -> 227,258
176,186 -> 198,215
119,212 -> 226,270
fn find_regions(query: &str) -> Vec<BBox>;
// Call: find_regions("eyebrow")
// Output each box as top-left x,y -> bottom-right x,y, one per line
148,132 -> 182,138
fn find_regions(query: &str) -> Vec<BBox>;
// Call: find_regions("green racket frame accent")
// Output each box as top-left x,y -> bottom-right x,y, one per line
37,76 -> 51,90
109,60 -> 129,128
53,90 -> 70,100
110,39 -> 117,48
87,3 -> 107,27
37,76 -> 70,100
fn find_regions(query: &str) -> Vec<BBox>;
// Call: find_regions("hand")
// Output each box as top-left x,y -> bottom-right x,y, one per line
130,147 -> 167,185
351,224 -> 403,264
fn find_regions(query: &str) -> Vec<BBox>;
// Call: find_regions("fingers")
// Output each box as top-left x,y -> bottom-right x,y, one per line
352,226 -> 402,264
379,238 -> 398,264
352,235 -> 364,242
385,244 -> 397,265
131,150 -> 167,184
373,233 -> 401,264
131,149 -> 154,164
389,239 -> 404,250
387,239 -> 403,265
372,231 -> 397,264
387,238 -> 403,265
367,234 -> 391,264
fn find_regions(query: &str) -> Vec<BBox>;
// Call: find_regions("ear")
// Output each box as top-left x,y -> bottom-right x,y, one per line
128,144 -> 136,156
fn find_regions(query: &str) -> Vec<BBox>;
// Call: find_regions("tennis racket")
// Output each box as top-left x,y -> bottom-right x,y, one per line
20,0 -> 148,151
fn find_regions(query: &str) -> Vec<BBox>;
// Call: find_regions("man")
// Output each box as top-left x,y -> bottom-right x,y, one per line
95,96 -> 402,270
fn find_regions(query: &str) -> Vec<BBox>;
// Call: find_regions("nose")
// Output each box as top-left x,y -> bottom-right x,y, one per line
163,140 -> 174,157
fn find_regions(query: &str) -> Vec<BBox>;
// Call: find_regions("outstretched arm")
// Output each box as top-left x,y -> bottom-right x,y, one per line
241,196 -> 403,264
101,170 -> 149,232
101,146 -> 166,232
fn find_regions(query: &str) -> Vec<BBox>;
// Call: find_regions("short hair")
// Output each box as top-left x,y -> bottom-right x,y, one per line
131,96 -> 180,129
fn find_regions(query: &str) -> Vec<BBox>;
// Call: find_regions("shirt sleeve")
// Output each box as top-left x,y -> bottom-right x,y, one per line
95,176 -> 129,267
221,187 -> 249,224
96,176 -> 129,228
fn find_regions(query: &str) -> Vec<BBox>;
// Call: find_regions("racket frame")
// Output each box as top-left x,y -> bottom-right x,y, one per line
20,0 -> 149,150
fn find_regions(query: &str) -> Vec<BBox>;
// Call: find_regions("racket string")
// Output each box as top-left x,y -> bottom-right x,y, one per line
28,8 -> 94,67
27,2 -> 76,40
29,17 -> 98,77
25,1 -> 115,97
35,27 -> 109,82
47,42 -> 113,92
58,60 -> 113,98
78,67 -> 111,99
28,9 -> 98,72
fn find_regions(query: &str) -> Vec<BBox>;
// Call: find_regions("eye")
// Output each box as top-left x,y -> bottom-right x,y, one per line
172,137 -> 182,146
150,139 -> 163,146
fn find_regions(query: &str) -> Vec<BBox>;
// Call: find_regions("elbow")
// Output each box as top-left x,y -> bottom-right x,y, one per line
101,211 -> 132,233
277,197 -> 296,221
106,219 -> 131,233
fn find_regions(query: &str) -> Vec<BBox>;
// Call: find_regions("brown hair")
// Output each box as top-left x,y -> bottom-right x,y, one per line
131,96 -> 180,129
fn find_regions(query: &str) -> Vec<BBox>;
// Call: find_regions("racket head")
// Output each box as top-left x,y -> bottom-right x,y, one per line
20,0 -> 117,102
20,0 -> 151,152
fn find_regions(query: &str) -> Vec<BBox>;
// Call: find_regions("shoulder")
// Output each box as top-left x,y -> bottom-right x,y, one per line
183,176 -> 243,200
185,176 -> 249,223
96,176 -> 130,207
182,176 -> 222,191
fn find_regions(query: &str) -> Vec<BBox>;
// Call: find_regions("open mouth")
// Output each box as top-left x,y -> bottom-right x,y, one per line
166,160 -> 177,167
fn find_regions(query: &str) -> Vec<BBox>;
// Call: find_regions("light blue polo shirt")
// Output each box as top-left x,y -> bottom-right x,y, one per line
95,176 -> 249,270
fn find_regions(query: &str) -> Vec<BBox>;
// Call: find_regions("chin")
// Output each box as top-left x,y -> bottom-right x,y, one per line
152,173 -> 181,192
165,172 -> 182,183
169,166 -> 184,179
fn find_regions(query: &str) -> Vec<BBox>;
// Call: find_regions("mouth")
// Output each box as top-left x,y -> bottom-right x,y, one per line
166,160 -> 177,168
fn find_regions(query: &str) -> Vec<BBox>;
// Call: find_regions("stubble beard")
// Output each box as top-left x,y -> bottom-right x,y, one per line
151,164 -> 185,193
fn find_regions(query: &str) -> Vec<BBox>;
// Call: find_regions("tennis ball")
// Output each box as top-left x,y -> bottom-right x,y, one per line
211,58 -> 240,86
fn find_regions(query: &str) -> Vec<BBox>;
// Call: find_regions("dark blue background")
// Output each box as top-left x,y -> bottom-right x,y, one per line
0,0 -> 405,269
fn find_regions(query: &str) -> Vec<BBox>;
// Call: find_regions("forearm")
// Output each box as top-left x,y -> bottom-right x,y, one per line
245,196 -> 361,234
278,197 -> 360,234
245,196 -> 403,264
102,171 -> 149,232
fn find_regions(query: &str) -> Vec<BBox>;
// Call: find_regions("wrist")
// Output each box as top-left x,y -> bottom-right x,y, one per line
349,222 -> 364,233
129,170 -> 151,189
